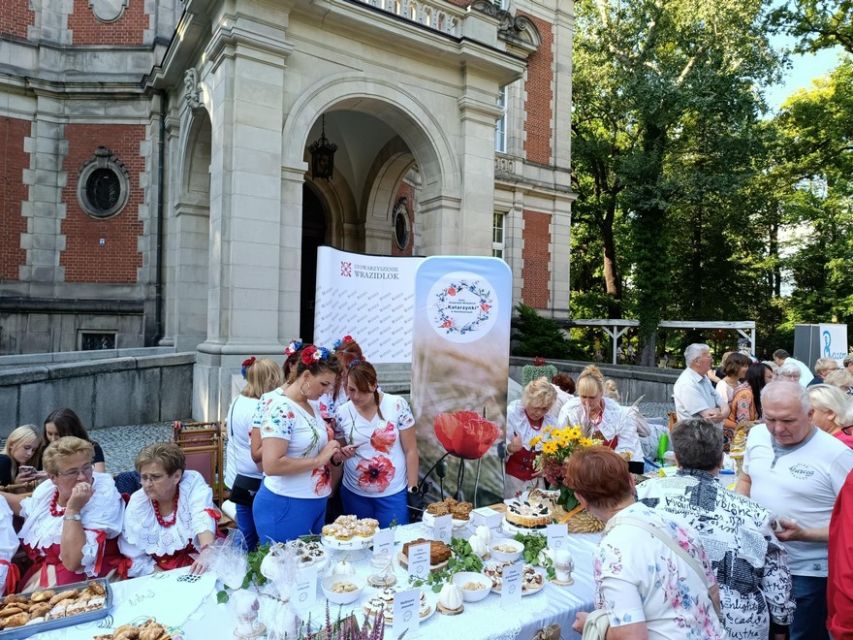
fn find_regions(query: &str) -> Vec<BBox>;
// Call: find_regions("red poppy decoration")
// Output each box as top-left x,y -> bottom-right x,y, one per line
301,345 -> 317,365
433,411 -> 500,460
342,335 -> 354,344
356,455 -> 395,492
370,422 -> 397,453
312,464 -> 331,494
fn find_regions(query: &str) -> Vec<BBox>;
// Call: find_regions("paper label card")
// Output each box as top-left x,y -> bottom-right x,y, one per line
407,542 -> 432,581
433,514 -> 452,544
546,523 -> 568,551
373,528 -> 395,560
293,565 -> 318,608
392,588 -> 421,639
501,562 -> 523,606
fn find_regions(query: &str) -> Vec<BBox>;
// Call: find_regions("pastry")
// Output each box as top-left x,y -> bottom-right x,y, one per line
86,580 -> 107,596
363,587 -> 431,622
28,602 -> 52,618
29,589 -> 54,603
426,497 -> 474,520
322,515 -> 378,541
290,539 -> 326,566
2,594 -> 27,605
0,606 -> 24,617
426,502 -> 449,516
401,538 -> 452,565
484,562 -> 544,593
48,588 -> 79,606
2,612 -> 29,628
504,497 -> 551,528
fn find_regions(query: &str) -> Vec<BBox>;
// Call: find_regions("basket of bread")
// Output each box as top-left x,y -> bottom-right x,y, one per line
0,579 -> 110,638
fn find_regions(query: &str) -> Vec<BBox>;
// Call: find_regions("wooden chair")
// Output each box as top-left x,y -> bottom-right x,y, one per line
172,421 -> 225,506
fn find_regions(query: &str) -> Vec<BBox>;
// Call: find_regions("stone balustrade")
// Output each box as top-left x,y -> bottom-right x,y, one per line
354,0 -> 463,37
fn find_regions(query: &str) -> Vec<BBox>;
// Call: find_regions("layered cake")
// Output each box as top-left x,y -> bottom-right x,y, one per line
401,538 -> 452,566
504,497 -> 552,528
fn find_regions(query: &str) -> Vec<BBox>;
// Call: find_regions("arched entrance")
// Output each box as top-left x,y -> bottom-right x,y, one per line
300,183 -> 327,342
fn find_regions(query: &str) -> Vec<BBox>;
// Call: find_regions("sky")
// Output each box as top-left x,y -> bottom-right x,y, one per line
764,44 -> 845,111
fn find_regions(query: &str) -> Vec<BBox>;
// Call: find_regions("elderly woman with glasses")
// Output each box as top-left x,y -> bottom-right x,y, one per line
504,377 -> 558,497
0,436 -> 124,590
119,443 -> 218,576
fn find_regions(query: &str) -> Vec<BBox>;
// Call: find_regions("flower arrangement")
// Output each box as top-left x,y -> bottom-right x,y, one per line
284,340 -> 303,357
530,425 -> 600,512
241,356 -> 256,378
300,345 -> 332,365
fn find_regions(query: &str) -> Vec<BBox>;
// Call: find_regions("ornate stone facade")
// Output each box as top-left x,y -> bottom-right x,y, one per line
0,0 -> 574,419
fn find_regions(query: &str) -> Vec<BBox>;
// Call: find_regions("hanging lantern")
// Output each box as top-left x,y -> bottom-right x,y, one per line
309,114 -> 337,180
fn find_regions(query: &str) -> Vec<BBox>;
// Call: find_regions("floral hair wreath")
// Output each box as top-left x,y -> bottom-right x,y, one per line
332,335 -> 354,350
241,356 -> 256,379
300,345 -> 332,366
284,340 -> 303,357
347,358 -> 364,370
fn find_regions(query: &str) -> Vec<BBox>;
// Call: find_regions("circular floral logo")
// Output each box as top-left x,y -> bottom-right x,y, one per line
428,272 -> 497,343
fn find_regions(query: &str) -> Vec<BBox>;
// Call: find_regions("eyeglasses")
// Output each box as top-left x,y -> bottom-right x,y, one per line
56,463 -> 94,479
140,473 -> 168,484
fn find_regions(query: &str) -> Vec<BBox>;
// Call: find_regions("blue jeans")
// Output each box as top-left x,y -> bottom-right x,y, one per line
252,483 -> 328,543
235,503 -> 258,551
791,575 -> 829,640
340,484 -> 409,528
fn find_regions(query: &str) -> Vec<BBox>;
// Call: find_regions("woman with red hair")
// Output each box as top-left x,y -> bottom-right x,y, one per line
566,447 -> 725,639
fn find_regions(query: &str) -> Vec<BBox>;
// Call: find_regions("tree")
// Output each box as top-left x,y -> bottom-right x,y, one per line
770,0 -> 853,54
571,0 -> 779,363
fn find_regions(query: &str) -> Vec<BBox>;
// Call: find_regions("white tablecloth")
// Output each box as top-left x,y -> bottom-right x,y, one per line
28,523 -> 599,640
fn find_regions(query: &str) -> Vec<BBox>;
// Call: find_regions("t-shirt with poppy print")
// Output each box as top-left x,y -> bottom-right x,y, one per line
253,388 -> 331,499
334,392 -> 415,498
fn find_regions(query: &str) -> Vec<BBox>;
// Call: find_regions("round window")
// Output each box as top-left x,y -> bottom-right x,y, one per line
393,199 -> 410,250
77,147 -> 130,219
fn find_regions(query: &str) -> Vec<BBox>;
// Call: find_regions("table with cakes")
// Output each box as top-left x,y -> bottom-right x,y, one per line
3,491 -> 599,640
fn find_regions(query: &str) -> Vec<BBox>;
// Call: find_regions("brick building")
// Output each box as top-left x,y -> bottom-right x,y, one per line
0,0 -> 573,419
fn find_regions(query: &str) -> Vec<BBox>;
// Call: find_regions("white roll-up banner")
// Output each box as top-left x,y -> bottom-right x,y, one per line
818,323 -> 848,365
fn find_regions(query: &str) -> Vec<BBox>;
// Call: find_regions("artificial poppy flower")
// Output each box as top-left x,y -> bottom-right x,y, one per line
434,411 -> 500,460
370,422 -> 397,453
356,455 -> 395,492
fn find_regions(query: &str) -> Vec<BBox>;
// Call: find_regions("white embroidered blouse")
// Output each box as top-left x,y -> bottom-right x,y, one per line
0,496 -> 19,594
118,470 -> 217,578
18,473 -> 124,577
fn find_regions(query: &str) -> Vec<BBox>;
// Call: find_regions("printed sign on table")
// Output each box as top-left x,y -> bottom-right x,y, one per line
546,523 -> 568,551
501,562 -> 523,607
407,542 -> 432,581
392,588 -> 422,639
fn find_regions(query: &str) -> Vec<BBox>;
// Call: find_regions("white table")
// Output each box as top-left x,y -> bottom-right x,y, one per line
29,523 -> 599,640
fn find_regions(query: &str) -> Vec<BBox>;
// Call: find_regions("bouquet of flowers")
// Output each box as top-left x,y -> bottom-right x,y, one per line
530,425 -> 600,512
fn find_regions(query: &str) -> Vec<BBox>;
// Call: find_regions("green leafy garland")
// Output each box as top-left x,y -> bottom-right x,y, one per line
409,537 -> 484,593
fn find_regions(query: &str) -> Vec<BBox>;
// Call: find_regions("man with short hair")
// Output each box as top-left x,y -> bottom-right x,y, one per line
808,357 -> 840,386
638,418 -> 794,640
772,349 -> 812,388
737,381 -> 853,640
673,343 -> 727,423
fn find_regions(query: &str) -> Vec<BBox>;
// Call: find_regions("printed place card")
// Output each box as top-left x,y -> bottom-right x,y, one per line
546,523 -> 568,551
407,542 -> 432,581
392,588 -> 421,639
501,562 -> 523,606
293,565 -> 318,608
433,514 -> 452,544
373,528 -> 395,560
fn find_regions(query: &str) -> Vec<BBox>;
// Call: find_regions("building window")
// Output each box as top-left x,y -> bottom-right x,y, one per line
80,331 -> 117,351
77,147 -> 130,219
492,212 -> 506,259
392,198 -> 410,250
495,86 -> 508,153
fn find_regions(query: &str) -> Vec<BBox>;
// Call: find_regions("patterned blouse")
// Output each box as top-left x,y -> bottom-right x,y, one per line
637,469 -> 795,639
594,501 -> 726,639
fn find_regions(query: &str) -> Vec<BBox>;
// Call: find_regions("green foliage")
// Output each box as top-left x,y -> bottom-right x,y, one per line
409,537 -> 484,593
521,363 -> 558,386
512,531 -> 556,580
769,0 -> 853,54
512,304 -> 571,359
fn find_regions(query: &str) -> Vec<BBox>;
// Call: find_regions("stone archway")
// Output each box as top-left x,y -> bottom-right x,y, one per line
168,107 -> 211,352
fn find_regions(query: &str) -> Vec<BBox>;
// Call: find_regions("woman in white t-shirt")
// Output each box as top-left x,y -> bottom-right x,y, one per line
334,361 -> 418,527
252,345 -> 341,542
224,357 -> 282,550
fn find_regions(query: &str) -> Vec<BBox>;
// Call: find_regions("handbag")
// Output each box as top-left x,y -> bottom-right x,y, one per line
229,473 -> 262,506
581,609 -> 611,640
605,514 -> 724,623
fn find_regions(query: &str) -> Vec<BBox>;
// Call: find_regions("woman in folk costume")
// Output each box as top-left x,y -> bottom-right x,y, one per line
119,443 -> 219,576
0,496 -> 19,594
2,436 -> 124,590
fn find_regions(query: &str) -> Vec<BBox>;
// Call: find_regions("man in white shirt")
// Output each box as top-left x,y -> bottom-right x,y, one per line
673,343 -> 727,423
772,349 -> 812,388
737,380 -> 853,640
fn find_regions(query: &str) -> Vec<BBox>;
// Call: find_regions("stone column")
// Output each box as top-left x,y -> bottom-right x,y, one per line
278,165 -> 305,344
192,11 -> 293,420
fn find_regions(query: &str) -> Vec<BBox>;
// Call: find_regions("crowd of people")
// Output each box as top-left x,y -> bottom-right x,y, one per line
2,337 -> 853,640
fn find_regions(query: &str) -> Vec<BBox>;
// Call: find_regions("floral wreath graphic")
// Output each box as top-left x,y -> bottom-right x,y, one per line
433,279 -> 493,335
